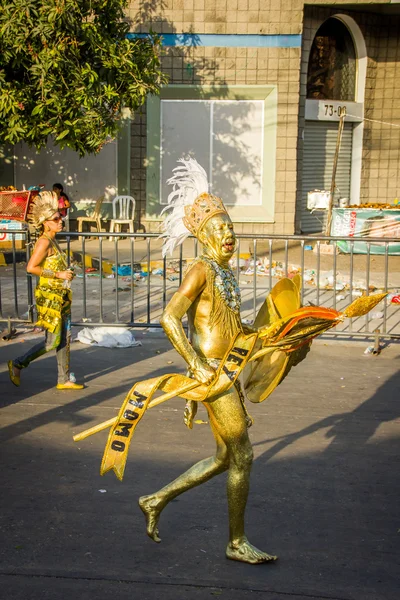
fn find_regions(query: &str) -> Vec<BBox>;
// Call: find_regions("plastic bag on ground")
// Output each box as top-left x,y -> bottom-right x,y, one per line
77,327 -> 142,348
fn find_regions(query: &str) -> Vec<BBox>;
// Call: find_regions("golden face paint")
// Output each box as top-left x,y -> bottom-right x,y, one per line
199,213 -> 237,266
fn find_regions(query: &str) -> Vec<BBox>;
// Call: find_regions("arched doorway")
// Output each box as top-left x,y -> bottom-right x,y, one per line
300,15 -> 366,233
307,18 -> 356,102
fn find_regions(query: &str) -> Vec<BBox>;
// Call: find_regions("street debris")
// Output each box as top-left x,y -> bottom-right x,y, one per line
2,325 -> 17,341
77,327 -> 142,348
112,263 -> 141,276
364,344 -> 384,355
77,271 -> 101,278
225,255 -> 389,296
147,319 -> 163,333
105,260 -> 184,282
370,311 -> 384,319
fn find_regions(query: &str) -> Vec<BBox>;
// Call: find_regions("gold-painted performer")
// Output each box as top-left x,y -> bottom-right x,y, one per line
138,159 -> 276,564
71,160 -> 386,565
8,192 -> 83,390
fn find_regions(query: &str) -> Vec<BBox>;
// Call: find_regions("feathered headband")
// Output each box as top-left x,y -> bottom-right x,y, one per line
161,158 -> 227,257
28,191 -> 59,229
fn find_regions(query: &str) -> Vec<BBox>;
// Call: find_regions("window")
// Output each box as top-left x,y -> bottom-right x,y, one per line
146,85 -> 277,223
160,99 -> 264,206
307,18 -> 356,102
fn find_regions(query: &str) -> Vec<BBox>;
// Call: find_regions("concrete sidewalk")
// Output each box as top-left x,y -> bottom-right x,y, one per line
0,330 -> 399,600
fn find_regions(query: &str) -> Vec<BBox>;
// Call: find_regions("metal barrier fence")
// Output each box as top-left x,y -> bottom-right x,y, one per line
0,229 -> 34,325
1,229 -> 400,339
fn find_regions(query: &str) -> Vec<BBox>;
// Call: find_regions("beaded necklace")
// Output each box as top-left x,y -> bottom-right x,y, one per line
201,255 -> 241,314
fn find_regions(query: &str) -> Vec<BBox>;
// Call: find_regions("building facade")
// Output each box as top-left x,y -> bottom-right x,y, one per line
128,0 -> 400,235
2,1 -> 399,235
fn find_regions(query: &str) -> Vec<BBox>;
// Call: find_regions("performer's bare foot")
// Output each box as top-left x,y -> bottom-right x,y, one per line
226,537 -> 278,564
138,495 -> 163,543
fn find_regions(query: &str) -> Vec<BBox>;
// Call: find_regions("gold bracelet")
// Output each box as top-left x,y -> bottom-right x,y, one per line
42,268 -> 56,278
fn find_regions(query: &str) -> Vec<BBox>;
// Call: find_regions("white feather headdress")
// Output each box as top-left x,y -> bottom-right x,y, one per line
160,158 -> 209,257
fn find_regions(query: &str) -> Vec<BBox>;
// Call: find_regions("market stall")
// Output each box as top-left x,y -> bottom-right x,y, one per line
0,187 -> 36,250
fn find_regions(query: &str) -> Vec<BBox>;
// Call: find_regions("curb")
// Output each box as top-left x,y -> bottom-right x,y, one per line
0,250 -> 27,266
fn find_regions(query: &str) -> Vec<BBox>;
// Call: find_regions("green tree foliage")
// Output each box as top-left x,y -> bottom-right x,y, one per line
0,0 -> 167,155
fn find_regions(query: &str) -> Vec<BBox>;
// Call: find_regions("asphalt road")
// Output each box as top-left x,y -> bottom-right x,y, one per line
0,331 -> 399,600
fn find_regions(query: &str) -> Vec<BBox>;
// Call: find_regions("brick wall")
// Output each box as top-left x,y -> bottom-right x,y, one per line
128,0 -> 303,234
298,5 -> 400,230
363,17 -> 400,205
128,0 -> 304,36
128,0 -> 400,235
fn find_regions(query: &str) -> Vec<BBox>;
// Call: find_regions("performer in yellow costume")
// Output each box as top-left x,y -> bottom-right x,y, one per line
138,160 -> 272,564
8,192 -> 83,390
73,159 -> 385,564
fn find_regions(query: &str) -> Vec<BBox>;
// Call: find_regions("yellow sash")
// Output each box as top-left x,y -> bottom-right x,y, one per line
74,290 -> 386,481
100,331 -> 257,481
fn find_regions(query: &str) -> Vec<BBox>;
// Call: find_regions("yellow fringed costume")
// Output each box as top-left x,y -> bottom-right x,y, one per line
35,238 -> 71,336
9,191 -> 82,389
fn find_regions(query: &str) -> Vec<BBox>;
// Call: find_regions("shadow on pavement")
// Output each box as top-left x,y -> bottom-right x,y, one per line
0,343 -> 399,600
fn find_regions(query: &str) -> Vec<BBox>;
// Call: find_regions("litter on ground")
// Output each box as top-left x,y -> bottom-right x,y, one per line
77,327 -> 142,348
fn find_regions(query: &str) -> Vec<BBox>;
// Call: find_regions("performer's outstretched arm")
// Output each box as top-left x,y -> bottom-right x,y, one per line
160,263 -> 215,385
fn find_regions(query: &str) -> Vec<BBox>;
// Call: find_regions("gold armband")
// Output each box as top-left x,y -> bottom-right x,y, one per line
160,292 -> 198,370
164,292 -> 192,319
42,268 -> 57,279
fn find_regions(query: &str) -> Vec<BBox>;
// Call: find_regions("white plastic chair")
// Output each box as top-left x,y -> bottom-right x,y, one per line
77,195 -> 105,239
108,195 -> 136,240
